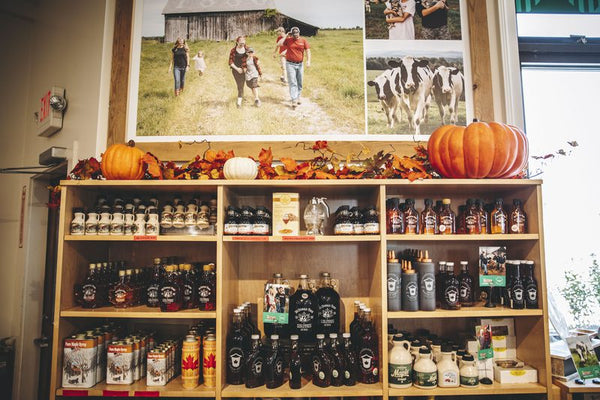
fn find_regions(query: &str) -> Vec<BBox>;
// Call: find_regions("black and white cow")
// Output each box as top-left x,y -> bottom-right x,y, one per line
367,69 -> 402,129
388,57 -> 434,135
432,66 -> 464,124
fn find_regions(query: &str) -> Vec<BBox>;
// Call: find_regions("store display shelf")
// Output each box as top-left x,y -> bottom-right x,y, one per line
64,235 -> 217,242
386,233 -> 539,241
56,377 -> 215,397
387,305 -> 543,319
61,305 -> 217,319
223,235 -> 381,242
221,381 -> 383,398
389,382 -> 547,396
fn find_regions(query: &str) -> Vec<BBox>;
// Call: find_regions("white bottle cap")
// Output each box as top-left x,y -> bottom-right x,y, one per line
342,333 -> 351,338
271,334 -> 279,340
316,334 -> 325,339
329,333 -> 338,338
251,334 -> 260,340
290,334 -> 299,340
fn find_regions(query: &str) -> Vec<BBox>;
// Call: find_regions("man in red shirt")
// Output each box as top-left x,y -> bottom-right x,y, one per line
277,27 -> 311,109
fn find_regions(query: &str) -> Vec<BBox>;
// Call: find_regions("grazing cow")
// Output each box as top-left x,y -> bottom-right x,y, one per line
432,66 -> 464,124
367,69 -> 402,129
388,57 -> 434,135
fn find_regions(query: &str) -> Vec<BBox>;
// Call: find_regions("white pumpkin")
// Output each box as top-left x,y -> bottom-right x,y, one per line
223,157 -> 258,180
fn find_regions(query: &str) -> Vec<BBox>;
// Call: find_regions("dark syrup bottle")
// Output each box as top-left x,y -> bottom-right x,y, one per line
312,333 -> 333,387
265,334 -> 284,389
442,262 -> 461,310
328,333 -> 345,387
316,272 -> 340,336
244,334 -> 264,388
510,262 -> 526,309
159,264 -> 183,312
523,260 -> 538,309
458,261 -> 474,307
226,309 -> 247,385
289,274 -> 318,343
357,308 -> 379,384
342,332 -> 358,386
289,334 -> 302,389
146,257 -> 162,308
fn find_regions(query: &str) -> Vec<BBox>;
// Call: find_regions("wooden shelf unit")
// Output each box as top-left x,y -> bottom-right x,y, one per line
51,179 -> 551,399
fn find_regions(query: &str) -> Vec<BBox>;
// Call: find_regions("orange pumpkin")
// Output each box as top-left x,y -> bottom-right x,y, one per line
101,140 -> 146,180
427,121 -> 528,179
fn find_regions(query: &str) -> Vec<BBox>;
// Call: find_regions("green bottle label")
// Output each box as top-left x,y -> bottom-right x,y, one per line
416,370 -> 437,387
461,375 -> 479,386
389,363 -> 412,385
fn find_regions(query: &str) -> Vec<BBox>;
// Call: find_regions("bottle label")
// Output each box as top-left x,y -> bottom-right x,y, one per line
318,304 -> 337,327
114,288 -> 127,304
420,273 -> 435,299
252,223 -> 269,235
224,223 -> 238,235
439,216 -> 453,233
344,370 -> 351,379
335,223 -> 354,235
406,281 -> 418,301
389,363 -> 411,385
465,215 -> 479,233
353,223 -> 364,235
293,307 -> 314,331
359,348 -> 378,375
513,287 -> 524,302
460,282 -> 472,302
387,274 -> 400,298
526,286 -> 537,302
405,215 -> 418,233
237,223 -> 253,234
416,370 -> 437,387
442,370 -> 458,385
82,284 -> 96,302
160,286 -> 176,305
444,286 -> 459,306
227,347 -> 244,371
364,222 -> 380,234
251,357 -> 264,376
183,284 -> 193,301
71,222 -> 84,234
332,369 -> 339,378
198,285 -> 212,303
147,285 -> 159,306
390,215 -> 402,233
424,215 -> 436,233
461,375 -> 478,386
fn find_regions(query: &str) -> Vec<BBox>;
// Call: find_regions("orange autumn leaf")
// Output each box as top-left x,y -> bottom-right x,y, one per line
258,147 -> 273,165
142,153 -> 163,180
405,171 -> 430,182
314,170 -> 336,179
210,169 -> 221,179
204,149 -> 217,162
280,157 -> 297,173
312,140 -> 329,151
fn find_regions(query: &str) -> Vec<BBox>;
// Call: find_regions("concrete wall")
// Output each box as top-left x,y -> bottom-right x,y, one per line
0,1 -> 114,399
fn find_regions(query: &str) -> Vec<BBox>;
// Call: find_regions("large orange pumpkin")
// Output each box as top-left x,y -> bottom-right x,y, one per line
101,140 -> 146,180
427,121 -> 529,179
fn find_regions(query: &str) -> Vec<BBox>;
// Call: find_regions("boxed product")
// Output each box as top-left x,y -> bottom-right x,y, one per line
272,192 -> 299,236
493,347 -> 517,360
62,336 -> 98,388
494,360 -> 538,383
550,340 -> 578,381
492,335 -> 517,360
477,357 -> 494,380
147,350 -> 168,386
480,318 -> 515,336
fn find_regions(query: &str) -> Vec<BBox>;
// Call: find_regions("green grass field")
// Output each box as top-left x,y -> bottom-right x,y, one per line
365,2 -> 462,40
366,69 -> 466,135
136,30 -> 365,136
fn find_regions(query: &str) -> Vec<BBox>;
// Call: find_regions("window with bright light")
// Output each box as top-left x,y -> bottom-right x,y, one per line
517,13 -> 600,330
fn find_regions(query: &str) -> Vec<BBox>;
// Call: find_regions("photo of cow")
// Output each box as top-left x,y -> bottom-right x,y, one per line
566,335 -> 600,380
129,0 -> 365,138
365,40 -> 466,136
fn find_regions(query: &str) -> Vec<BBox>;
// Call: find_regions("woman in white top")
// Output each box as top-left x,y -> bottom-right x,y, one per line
385,0 -> 416,40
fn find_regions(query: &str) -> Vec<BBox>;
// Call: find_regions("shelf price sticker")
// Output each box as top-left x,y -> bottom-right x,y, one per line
134,235 -> 158,241
282,235 -> 315,241
103,390 -> 130,397
232,236 -> 269,241
61,389 -> 88,397
133,390 -> 160,397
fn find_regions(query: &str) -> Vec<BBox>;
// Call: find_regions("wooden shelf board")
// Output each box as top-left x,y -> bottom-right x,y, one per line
223,235 -> 381,242
387,305 -> 543,319
386,233 -> 539,241
61,305 -> 216,319
221,381 -> 383,398
389,382 -> 547,396
64,235 -> 217,242
57,376 -> 215,397
553,378 -> 600,393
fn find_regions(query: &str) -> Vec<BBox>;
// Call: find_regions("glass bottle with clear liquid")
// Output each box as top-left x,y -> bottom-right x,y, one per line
304,197 -> 330,235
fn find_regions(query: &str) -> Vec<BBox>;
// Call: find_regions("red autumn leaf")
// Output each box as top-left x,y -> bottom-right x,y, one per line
68,157 -> 102,180
312,140 -> 329,151
203,353 -> 216,369
142,153 -> 163,180
258,147 -> 273,165
182,354 -> 199,371
280,157 -> 297,173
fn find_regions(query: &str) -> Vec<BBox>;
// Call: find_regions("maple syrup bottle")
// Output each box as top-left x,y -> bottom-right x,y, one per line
438,198 -> 456,235
465,199 -> 481,234
404,199 -> 420,234
265,335 -> 284,389
357,308 -> 379,384
523,261 -> 539,309
477,199 -> 489,234
316,272 -> 340,335
198,263 -> 216,311
510,199 -> 528,234
110,270 -> 133,308
421,198 -> 437,234
442,262 -> 461,310
342,332 -> 358,386
490,198 -> 508,234
458,261 -> 475,307
226,309 -> 247,385
245,334 -> 264,388
510,262 -> 525,309
146,258 -> 162,308
160,265 -> 183,312
289,274 -> 318,342
328,333 -> 345,386
289,334 -> 302,389
312,334 -> 333,387
386,198 -> 403,234
457,205 -> 467,234
435,261 -> 447,307
181,264 -> 197,309
349,301 -> 362,340
80,263 -> 100,309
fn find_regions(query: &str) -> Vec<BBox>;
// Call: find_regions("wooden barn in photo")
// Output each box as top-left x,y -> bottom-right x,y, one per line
162,0 -> 320,42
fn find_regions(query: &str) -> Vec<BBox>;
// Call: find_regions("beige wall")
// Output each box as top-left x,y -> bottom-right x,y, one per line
0,1 -> 113,399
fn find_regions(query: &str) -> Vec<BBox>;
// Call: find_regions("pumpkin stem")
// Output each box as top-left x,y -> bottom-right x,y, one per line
472,118 -> 479,123
127,140 -> 136,147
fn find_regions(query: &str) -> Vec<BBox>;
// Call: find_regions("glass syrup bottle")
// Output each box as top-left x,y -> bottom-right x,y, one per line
421,198 -> 437,234
357,308 -> 379,384
510,262 -> 525,309
316,272 -> 340,335
442,262 -> 461,310
510,199 -> 527,234
289,274 -> 317,342
491,198 -> 508,234
226,309 -> 247,385
404,198 -> 420,234
328,333 -> 345,387
245,334 -> 264,388
523,260 -> 538,309
458,261 -> 474,307
198,263 -> 216,311
386,198 -> 404,234
438,198 -> 456,235
159,264 -> 183,312
465,198 -> 481,234
181,263 -> 197,309
477,199 -> 488,234
289,334 -> 302,389
110,269 -> 133,308
80,263 -> 100,309
312,333 -> 333,387
342,332 -> 358,386
265,334 -> 284,389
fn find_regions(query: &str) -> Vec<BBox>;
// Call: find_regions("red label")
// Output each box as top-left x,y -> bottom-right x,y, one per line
103,390 -> 129,397
232,236 -> 269,241
282,235 -> 315,241
62,390 -> 88,396
134,391 -> 160,397
40,91 -> 50,123
134,235 -> 157,241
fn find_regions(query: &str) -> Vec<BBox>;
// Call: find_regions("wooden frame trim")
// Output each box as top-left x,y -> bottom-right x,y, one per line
107,0 -> 495,161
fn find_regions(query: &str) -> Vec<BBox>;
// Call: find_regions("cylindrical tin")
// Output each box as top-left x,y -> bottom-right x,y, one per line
414,260 -> 436,311
401,270 -> 419,311
203,334 -> 217,387
182,335 -> 200,389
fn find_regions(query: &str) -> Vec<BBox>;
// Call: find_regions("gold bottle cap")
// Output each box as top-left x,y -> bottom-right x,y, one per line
422,250 -> 432,263
442,198 -> 451,205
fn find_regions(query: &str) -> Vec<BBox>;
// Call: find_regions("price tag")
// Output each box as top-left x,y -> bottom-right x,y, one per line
134,235 -> 158,241
61,389 -> 88,397
133,391 -> 160,397
103,390 -> 129,397
232,236 -> 269,241
282,236 -> 315,241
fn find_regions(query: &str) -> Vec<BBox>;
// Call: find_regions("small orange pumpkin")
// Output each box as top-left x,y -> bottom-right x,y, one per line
101,140 -> 146,180
427,121 -> 528,179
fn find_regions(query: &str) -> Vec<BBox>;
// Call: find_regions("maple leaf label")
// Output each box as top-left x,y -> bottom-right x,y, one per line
204,352 -> 217,369
182,354 -> 199,371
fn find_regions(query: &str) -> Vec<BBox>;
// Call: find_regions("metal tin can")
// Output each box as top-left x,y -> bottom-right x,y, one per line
181,335 -> 200,389
203,334 -> 217,388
